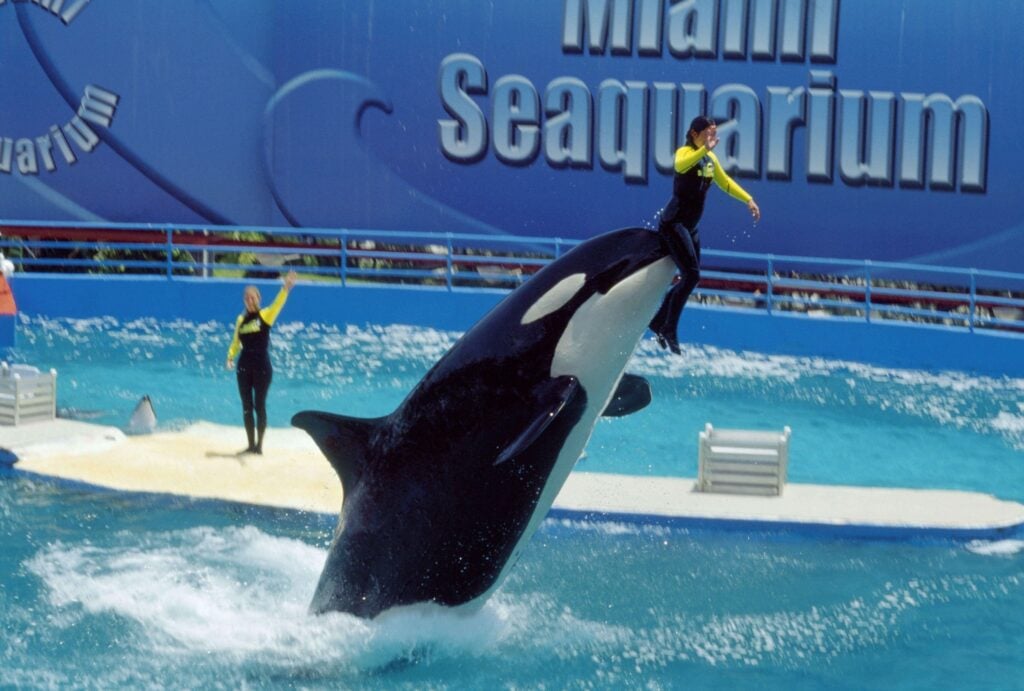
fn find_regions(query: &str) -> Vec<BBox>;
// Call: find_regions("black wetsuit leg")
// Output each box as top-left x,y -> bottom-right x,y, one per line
252,363 -> 272,453
650,221 -> 701,353
237,356 -> 272,452
236,364 -> 257,450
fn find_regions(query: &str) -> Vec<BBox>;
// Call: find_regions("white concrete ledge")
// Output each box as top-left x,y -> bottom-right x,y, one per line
553,473 -> 1024,539
2,420 -> 339,515
4,420 -> 1024,540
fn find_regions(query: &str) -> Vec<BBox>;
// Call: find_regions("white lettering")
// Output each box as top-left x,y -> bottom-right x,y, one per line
0,85 -> 120,176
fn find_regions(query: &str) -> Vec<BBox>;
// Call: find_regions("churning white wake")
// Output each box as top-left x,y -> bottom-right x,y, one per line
26,525 -> 521,672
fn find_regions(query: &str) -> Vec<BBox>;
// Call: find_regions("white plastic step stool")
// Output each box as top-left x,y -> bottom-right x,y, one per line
697,423 -> 791,496
0,361 -> 58,426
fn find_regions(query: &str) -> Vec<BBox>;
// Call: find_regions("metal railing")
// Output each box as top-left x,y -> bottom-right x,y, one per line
2,220 -> 1023,336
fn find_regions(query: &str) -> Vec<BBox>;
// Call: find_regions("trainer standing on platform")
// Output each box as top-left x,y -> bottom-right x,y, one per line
226,270 -> 297,454
650,116 -> 761,354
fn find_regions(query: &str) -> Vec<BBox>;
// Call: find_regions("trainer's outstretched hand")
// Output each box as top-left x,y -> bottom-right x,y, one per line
748,199 -> 761,224
283,269 -> 298,292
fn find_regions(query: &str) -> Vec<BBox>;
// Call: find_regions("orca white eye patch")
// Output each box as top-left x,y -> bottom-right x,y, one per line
521,273 -> 586,324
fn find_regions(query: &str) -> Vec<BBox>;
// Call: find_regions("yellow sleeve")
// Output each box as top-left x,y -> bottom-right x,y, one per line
227,315 -> 243,360
674,144 -> 708,174
259,286 -> 290,326
708,151 -> 753,204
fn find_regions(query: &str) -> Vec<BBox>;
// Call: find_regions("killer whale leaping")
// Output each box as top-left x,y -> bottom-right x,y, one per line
293,226 -> 676,619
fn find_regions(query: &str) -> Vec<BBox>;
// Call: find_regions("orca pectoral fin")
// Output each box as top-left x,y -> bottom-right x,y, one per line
495,375 -> 581,466
292,410 -> 386,495
601,373 -> 652,417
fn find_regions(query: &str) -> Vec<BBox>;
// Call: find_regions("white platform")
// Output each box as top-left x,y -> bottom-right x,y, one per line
3,420 -> 1024,539
555,472 -> 1024,537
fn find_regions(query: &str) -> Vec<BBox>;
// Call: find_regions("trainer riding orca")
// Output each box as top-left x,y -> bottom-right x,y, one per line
293,227 -> 677,618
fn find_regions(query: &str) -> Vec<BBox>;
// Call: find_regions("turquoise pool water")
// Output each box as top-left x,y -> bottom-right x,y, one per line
2,475 -> 1023,689
2,316 -> 1024,688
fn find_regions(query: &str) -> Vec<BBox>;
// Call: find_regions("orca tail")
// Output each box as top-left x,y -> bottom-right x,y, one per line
292,410 -> 386,496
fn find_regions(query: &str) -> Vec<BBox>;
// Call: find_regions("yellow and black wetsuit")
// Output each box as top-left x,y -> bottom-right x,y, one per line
227,286 -> 290,453
651,144 -> 753,352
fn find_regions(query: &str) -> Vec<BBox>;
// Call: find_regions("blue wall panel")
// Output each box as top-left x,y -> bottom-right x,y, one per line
2,0 -> 1021,270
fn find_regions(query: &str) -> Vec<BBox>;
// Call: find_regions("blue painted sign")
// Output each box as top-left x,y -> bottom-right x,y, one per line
1,0 -> 1020,270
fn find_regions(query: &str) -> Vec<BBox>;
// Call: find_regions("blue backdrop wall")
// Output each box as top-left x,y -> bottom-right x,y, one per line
1,0 -> 1020,270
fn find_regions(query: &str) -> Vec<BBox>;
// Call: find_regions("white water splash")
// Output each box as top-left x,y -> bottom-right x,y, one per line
990,411 -> 1024,450
965,539 -> 1024,556
25,526 -> 521,672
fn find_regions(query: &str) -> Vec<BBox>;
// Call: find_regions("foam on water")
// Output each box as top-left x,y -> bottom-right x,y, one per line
623,339 -> 1024,451
991,409 -> 1024,451
22,519 -> 1022,681
965,539 -> 1024,556
550,517 -> 674,538
20,523 -> 666,684
25,526 -> 527,674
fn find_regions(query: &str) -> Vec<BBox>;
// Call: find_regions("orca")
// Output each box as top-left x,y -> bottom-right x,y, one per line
293,227 -> 675,618
126,395 -> 157,435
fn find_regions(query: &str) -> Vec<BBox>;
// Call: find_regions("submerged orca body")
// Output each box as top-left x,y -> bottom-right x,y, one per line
293,227 -> 675,618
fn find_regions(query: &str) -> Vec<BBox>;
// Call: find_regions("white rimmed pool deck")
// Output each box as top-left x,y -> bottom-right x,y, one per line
3,419 -> 1023,540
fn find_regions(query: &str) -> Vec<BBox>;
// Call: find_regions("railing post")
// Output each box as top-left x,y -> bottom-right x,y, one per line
554,238 -> 563,259
766,256 -> 774,314
165,228 -> 174,279
201,229 -> 209,279
969,269 -> 977,332
445,233 -> 453,291
340,232 -> 348,287
864,260 -> 872,323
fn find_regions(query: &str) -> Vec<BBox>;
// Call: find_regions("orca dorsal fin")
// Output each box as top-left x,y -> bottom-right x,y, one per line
601,373 -> 652,417
291,410 -> 385,495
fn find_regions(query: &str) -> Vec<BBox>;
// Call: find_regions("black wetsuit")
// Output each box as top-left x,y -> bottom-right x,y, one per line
236,310 -> 273,452
650,146 -> 753,353
228,285 -> 290,453
649,159 -> 711,348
